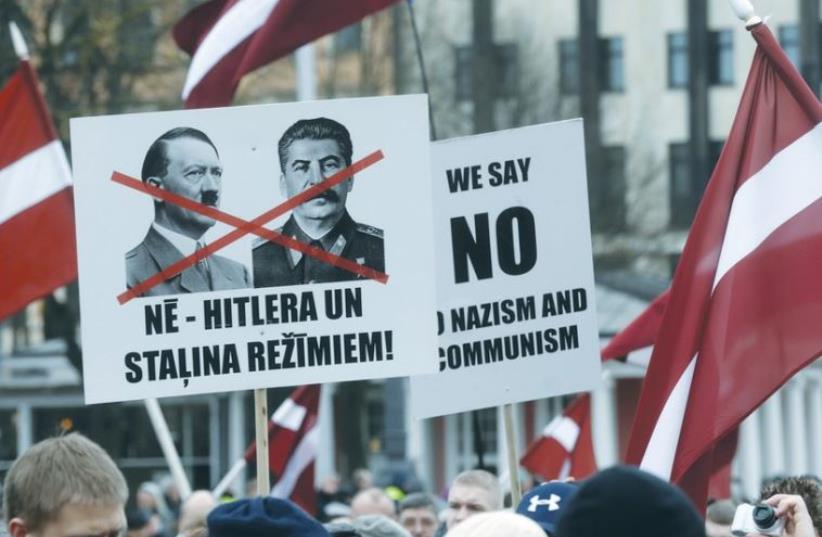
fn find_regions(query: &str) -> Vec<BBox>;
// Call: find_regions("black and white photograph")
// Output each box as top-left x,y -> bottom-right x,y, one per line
252,117 -> 385,288
70,95 -> 437,404
126,127 -> 251,297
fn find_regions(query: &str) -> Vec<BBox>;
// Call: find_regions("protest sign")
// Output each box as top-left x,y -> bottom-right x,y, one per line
70,95 -> 437,404
410,120 -> 601,418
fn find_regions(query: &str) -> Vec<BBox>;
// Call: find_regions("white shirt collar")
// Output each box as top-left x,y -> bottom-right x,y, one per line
152,222 -> 202,258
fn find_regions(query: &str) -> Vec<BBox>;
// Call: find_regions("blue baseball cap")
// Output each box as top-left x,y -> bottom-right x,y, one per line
208,497 -> 329,537
516,481 -> 579,536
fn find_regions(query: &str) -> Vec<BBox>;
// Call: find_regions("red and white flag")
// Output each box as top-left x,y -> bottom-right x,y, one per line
521,394 -> 596,480
173,0 -> 400,108
601,290 -> 669,364
626,23 -> 822,511
0,61 -> 75,321
245,385 -> 320,513
520,290 -> 669,480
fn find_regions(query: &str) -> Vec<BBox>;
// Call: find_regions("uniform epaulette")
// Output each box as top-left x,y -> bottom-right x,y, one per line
252,227 -> 284,249
125,247 -> 139,259
355,222 -> 384,239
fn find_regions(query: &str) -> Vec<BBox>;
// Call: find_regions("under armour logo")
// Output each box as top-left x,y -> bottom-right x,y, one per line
528,493 -> 562,512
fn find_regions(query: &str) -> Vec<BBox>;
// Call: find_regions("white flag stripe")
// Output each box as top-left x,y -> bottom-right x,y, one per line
640,125 -> 822,480
0,140 -> 71,226
713,123 -> 822,290
639,355 -> 697,479
182,0 -> 280,99
558,458 -> 572,481
271,398 -> 306,431
547,416 -> 580,453
271,425 -> 319,498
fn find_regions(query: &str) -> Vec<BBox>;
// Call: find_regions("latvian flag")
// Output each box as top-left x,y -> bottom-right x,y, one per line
521,394 -> 597,481
626,23 -> 822,511
173,0 -> 400,108
0,61 -> 75,320
245,384 -> 321,514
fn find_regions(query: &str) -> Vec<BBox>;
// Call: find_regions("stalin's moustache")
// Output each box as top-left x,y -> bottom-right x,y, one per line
310,189 -> 340,202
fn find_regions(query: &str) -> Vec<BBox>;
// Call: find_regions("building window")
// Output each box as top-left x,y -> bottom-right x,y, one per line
590,146 -> 626,232
455,43 -> 519,101
599,37 -> 625,92
559,39 -> 579,94
335,24 -> 362,53
668,32 -> 688,88
778,25 -> 800,68
709,30 -> 734,86
669,141 -> 724,228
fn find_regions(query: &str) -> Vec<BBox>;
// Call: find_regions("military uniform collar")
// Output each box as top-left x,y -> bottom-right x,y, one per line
283,212 -> 355,267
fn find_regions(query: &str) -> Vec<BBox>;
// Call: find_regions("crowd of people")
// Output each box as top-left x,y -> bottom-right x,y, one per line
1,433 -> 820,537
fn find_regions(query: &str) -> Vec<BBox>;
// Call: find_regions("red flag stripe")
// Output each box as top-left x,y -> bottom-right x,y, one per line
0,189 -> 77,319
713,125 -> 822,287
174,0 -> 400,108
626,24 -> 822,510
0,62 -> 58,168
181,0 -> 278,99
673,197 -> 822,480
0,140 -> 72,225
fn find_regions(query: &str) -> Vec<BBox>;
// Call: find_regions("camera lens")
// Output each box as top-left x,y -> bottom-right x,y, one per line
753,505 -> 778,528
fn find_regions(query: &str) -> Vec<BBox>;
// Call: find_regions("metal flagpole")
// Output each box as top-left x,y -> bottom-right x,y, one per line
405,0 -> 438,140
296,44 -> 317,101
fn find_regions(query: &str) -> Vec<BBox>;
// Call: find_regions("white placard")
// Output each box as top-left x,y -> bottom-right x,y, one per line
71,95 -> 438,404
410,121 -> 601,418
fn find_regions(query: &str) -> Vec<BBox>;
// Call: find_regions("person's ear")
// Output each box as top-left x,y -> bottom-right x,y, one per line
279,174 -> 287,197
146,176 -> 164,203
9,517 -> 30,537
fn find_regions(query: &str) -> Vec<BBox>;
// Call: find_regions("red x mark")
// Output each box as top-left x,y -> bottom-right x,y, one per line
114,150 -> 386,304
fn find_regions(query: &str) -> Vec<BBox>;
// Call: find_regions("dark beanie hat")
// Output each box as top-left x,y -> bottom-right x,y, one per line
208,497 -> 330,537
555,466 -> 705,537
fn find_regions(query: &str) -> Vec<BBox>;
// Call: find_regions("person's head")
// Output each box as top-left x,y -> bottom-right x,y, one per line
555,466 -> 704,537
446,470 -> 502,529
278,118 -> 354,228
398,494 -> 438,537
177,490 -> 217,537
705,499 -> 735,537
142,127 -> 222,240
516,482 -> 579,536
125,509 -> 153,537
445,512 -> 545,537
760,475 -> 822,534
207,497 -> 328,537
352,469 -> 373,492
3,433 -> 128,537
351,515 -> 410,537
136,482 -> 169,517
350,488 -> 396,520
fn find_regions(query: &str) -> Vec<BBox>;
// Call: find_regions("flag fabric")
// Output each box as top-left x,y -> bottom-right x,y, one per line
0,61 -> 75,321
625,23 -> 822,512
521,394 -> 596,480
173,0 -> 400,108
601,290 -> 669,363
244,385 -> 320,514
520,289 -> 668,480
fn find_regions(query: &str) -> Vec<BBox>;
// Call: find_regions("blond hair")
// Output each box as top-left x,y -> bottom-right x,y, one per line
3,433 -> 128,530
446,512 -> 544,537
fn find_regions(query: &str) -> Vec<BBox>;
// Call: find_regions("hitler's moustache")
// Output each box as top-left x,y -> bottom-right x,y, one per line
201,191 -> 219,206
